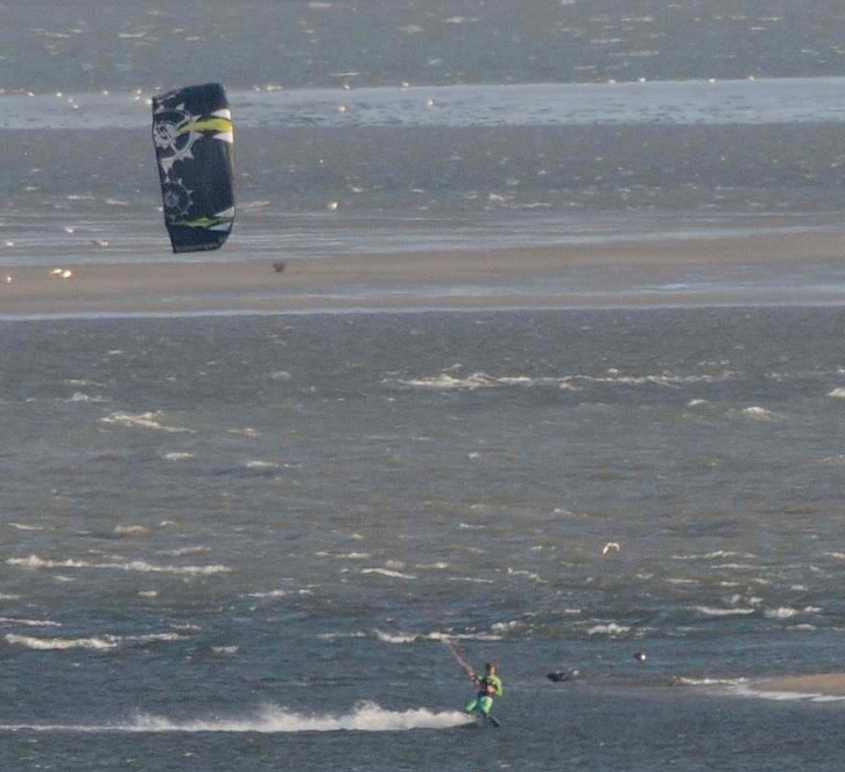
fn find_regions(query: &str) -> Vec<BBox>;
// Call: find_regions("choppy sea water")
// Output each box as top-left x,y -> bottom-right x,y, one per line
2,307 -> 845,770
4,12 -> 845,766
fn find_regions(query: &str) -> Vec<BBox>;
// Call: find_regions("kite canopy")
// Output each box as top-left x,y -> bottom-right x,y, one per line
151,83 -> 235,253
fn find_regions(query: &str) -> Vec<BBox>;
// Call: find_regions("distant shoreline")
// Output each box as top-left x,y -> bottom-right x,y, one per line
1,229 -> 844,318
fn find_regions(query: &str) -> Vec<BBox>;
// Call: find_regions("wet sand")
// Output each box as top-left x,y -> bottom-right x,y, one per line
1,229 -> 844,317
750,674 -> 845,696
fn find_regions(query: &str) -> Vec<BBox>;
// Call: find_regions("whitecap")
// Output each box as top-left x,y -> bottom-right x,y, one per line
8,554 -> 231,576
114,525 -> 151,536
68,392 -> 106,403
586,623 -> 631,636
360,568 -> 417,580
162,452 -> 194,461
0,617 -> 62,627
672,551 -> 755,560
741,406 -> 776,421
490,620 -> 524,632
373,630 -> 418,644
244,460 -> 281,469
8,523 -> 43,531
100,412 -> 193,433
5,633 -> 116,650
693,606 -> 756,617
227,427 -> 259,438
506,567 -> 546,583
828,388 -> 845,399
426,631 -> 502,642
212,646 -> 239,655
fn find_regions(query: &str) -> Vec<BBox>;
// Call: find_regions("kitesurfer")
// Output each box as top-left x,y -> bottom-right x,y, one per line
464,662 -> 503,718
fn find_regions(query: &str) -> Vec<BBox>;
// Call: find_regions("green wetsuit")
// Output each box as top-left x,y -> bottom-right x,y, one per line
465,672 -> 503,717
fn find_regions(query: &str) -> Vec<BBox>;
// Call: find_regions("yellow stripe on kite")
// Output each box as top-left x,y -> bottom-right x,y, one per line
177,117 -> 234,135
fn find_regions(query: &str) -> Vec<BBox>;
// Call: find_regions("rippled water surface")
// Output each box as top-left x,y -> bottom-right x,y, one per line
3,308 -> 845,769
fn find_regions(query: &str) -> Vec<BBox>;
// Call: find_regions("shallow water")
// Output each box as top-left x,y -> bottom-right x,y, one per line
2,307 -> 845,769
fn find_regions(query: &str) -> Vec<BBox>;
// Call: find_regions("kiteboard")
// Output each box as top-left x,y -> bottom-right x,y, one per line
467,710 -> 502,729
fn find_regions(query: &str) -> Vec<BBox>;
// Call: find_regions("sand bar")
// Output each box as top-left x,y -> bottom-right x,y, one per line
750,674 -> 845,696
1,230 -> 844,317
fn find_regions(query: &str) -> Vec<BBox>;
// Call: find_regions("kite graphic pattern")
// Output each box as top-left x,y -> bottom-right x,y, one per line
152,83 -> 235,253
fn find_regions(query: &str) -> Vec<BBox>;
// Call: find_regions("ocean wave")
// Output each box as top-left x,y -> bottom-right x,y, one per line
672,551 -> 756,561
385,369 -> 733,392
67,392 -> 107,403
7,554 -> 231,576
5,634 -> 116,651
740,406 -> 777,421
364,630 -> 503,644
4,631 -> 190,651
360,568 -> 417,579
162,452 -> 194,461
506,567 -> 546,583
100,412 -> 194,433
586,622 -> 631,636
0,702 -> 472,733
765,607 -> 821,619
373,630 -> 419,644
692,606 -> 756,617
113,525 -> 151,536
828,388 -> 845,399
243,460 -> 282,469
0,617 -> 62,627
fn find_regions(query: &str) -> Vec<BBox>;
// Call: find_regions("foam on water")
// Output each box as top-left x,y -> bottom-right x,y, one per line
5,634 -> 116,651
0,702 -> 472,733
360,568 -> 417,580
693,606 -> 756,617
100,412 -> 194,433
7,554 -> 231,576
386,369 -> 733,391
4,632 -> 190,651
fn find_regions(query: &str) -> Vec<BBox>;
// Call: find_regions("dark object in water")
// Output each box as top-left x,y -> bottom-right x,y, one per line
272,261 -> 287,274
547,669 -> 580,683
633,651 -> 647,662
152,83 -> 235,253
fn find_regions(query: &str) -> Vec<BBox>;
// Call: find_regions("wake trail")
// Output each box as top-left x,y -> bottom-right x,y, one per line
0,701 -> 473,733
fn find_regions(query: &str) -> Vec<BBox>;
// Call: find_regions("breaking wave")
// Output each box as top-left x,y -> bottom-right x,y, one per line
4,632 -> 188,651
385,370 -> 734,391
7,554 -> 231,576
0,702 -> 472,733
100,412 -> 194,433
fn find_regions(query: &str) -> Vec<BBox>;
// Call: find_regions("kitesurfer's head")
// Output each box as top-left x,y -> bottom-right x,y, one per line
485,662 -> 497,674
